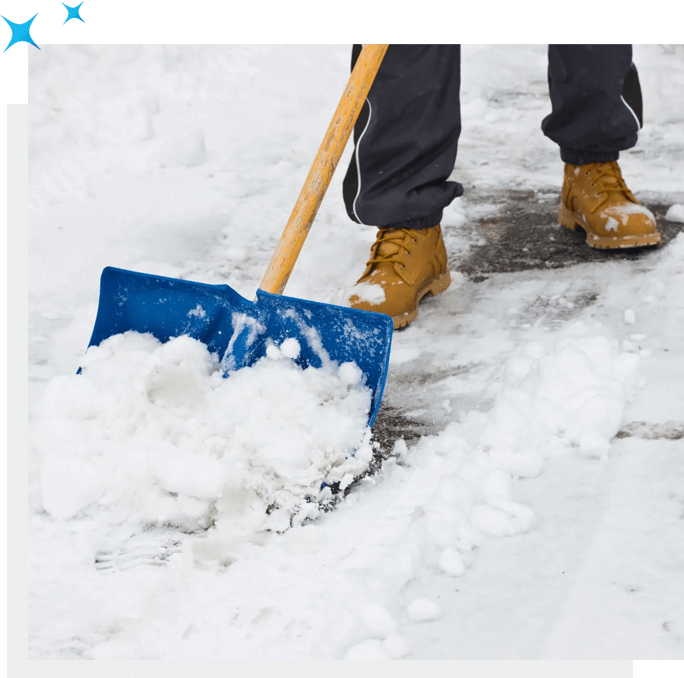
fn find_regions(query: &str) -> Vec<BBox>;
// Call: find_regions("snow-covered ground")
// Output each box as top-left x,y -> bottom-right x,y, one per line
27,45 -> 684,660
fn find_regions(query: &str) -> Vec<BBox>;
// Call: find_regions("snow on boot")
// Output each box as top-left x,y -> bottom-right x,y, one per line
559,161 -> 661,249
348,224 -> 451,330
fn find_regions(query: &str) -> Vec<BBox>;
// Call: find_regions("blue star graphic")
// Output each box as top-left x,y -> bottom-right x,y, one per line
63,2 -> 85,24
2,14 -> 40,52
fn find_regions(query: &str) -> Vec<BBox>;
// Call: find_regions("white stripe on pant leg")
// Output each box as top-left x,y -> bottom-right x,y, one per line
352,99 -> 373,225
621,95 -> 641,141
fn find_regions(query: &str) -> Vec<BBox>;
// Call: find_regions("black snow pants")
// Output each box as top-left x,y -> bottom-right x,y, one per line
342,45 -> 644,230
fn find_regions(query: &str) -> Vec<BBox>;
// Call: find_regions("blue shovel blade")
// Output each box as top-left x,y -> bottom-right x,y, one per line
86,267 -> 393,426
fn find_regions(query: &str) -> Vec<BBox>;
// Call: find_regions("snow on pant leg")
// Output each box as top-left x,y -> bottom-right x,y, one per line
342,44 -> 463,230
542,45 -> 643,165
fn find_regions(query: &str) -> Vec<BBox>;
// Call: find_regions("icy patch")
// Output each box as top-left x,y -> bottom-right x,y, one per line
31,332 -> 373,535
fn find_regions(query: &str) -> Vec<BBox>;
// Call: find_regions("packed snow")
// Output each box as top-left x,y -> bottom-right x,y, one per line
27,45 -> 684,660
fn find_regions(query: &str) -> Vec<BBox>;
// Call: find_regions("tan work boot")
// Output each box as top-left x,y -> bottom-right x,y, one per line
348,224 -> 451,329
559,161 -> 661,249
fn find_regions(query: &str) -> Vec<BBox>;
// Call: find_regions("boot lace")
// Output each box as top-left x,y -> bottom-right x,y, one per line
366,228 -> 418,283
583,162 -> 636,212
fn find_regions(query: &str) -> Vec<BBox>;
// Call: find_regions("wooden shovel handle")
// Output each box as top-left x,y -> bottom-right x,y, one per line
259,44 -> 389,296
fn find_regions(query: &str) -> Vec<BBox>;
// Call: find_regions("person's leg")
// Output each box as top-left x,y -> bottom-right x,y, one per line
343,44 -> 463,230
543,45 -> 660,248
543,44 -> 641,162
344,44 -> 462,329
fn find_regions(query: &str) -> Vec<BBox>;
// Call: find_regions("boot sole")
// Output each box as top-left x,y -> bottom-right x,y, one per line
559,203 -> 662,249
393,270 -> 452,330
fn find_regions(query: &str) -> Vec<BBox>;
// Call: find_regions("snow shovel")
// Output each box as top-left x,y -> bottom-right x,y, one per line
85,45 -> 392,426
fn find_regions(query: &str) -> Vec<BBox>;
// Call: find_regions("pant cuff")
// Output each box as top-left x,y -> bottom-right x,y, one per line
381,209 -> 444,231
561,148 -> 620,165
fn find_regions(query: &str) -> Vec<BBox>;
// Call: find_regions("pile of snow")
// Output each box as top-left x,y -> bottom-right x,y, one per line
30,331 -> 374,536
29,305 -> 646,659
481,328 -> 641,460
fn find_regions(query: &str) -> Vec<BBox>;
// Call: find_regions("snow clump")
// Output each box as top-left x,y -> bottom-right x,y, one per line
665,204 -> 684,222
406,597 -> 442,622
30,331 -> 374,534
